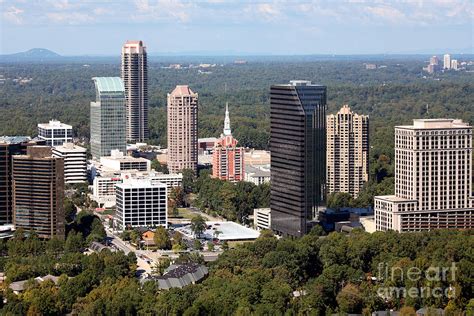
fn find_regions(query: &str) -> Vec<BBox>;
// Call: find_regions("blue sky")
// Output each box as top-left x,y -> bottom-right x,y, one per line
1,0 -> 473,55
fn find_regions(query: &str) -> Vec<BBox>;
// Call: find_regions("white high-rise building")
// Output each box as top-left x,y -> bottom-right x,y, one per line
375,119 -> 474,232
115,179 -> 167,230
327,105 -> 369,197
52,143 -> 87,184
451,59 -> 458,70
443,54 -> 451,69
38,120 -> 73,147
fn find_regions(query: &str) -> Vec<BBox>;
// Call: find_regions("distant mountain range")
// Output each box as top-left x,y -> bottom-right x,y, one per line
1,48 -> 62,61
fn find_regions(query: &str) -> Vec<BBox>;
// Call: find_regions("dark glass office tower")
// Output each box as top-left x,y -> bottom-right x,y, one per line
270,80 -> 327,237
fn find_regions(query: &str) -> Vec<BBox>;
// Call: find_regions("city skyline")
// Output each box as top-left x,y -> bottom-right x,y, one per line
1,0 -> 473,56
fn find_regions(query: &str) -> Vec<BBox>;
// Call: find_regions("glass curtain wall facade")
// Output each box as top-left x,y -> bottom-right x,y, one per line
270,80 -> 327,237
90,77 -> 127,160
122,40 -> 149,142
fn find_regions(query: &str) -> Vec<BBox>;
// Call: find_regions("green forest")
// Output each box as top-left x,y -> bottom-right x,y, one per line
1,58 -> 472,209
0,227 -> 473,315
1,59 -> 472,157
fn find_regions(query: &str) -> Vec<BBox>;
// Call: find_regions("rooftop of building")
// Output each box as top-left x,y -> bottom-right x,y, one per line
254,208 -> 271,215
54,142 -> 87,152
176,221 -> 260,241
245,164 -> 271,177
274,80 -> 325,87
327,104 -> 369,118
397,119 -> 471,130
9,274 -> 62,292
122,171 -> 183,179
0,136 -> 31,144
143,264 -> 208,289
100,150 -> 149,163
198,137 -> 218,143
374,195 -> 418,203
116,178 -> 167,189
244,150 -> 271,164
169,85 -> 197,97
37,120 -> 72,129
92,77 -> 124,93
14,146 -> 53,159
124,40 -> 144,46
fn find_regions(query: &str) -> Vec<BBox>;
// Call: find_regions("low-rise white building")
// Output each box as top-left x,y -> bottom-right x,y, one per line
253,208 -> 271,230
100,150 -> 150,172
37,120 -> 73,147
359,216 -> 376,233
92,171 -> 183,208
52,143 -> 87,184
92,173 -> 122,208
245,164 -> 270,185
115,179 -> 168,230
137,172 -> 183,191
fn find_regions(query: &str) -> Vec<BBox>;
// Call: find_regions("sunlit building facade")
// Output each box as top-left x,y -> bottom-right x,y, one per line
167,85 -> 198,174
212,104 -> 244,182
90,77 -> 127,160
327,105 -> 369,197
375,119 -> 474,232
122,40 -> 148,142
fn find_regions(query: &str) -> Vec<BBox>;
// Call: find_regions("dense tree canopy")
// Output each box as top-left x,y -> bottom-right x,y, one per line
1,224 -> 472,314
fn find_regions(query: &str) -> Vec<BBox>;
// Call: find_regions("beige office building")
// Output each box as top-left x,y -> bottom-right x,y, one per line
327,105 -> 369,197
443,54 -> 451,70
167,85 -> 198,173
375,119 -> 474,232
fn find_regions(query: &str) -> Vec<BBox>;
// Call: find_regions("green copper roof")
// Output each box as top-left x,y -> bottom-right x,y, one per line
92,77 -> 124,93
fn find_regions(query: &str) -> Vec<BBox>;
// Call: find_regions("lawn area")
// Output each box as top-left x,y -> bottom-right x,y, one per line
171,208 -> 209,220
99,209 -> 115,216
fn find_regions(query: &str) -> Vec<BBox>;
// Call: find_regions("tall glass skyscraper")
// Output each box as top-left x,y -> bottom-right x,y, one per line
270,80 -> 327,237
90,77 -> 127,160
122,40 -> 148,142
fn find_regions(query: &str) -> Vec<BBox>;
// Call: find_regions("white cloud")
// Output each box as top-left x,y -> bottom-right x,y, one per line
93,7 -> 108,16
133,0 -> 194,23
1,0 -> 472,27
365,5 -> 405,22
46,12 -> 95,25
243,3 -> 282,22
3,6 -> 24,24
256,3 -> 280,17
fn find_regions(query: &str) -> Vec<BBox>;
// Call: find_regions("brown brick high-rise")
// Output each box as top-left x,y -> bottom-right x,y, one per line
0,137 -> 46,225
167,85 -> 198,174
12,146 -> 65,239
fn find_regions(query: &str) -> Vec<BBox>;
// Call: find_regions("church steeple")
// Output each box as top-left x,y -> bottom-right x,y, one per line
223,102 -> 231,136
